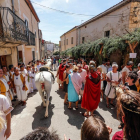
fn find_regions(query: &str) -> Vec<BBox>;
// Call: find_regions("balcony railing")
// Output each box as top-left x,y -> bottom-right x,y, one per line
0,7 -> 28,43
28,31 -> 35,46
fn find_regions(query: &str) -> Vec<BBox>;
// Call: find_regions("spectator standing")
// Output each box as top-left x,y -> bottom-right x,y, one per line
81,116 -> 110,140
58,58 -> 61,66
122,61 -> 133,84
97,66 -> 104,100
20,127 -> 60,140
106,61 -> 112,72
13,68 -> 27,106
53,57 -> 56,71
56,60 -> 66,89
31,64 -> 37,90
77,64 -> 87,96
124,72 -> 138,91
20,65 -> 30,95
67,66 -> 82,109
82,60 -> 89,74
27,65 -> 33,93
99,62 -> 107,90
0,94 -> 13,140
0,69 -> 11,105
36,60 -> 41,71
2,67 -> 13,104
105,64 -> 122,108
63,65 -> 70,105
8,65 -> 16,100
112,89 -> 140,140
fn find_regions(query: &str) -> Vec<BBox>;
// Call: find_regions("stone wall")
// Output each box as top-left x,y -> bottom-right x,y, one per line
78,3 -> 131,45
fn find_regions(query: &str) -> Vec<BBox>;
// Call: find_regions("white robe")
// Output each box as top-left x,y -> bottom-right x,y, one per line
31,72 -> 37,90
20,69 -> 30,94
0,95 -> 13,140
105,71 -> 122,98
27,71 -> 33,93
0,78 -> 11,105
14,75 -> 27,101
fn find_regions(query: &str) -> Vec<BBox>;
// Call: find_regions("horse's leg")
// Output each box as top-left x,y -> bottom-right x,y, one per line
45,88 -> 51,117
37,83 -> 46,107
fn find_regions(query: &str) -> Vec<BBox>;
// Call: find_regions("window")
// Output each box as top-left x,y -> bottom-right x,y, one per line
67,39 -> 68,45
35,31 -> 36,38
25,19 -> 28,28
105,31 -> 110,38
71,37 -> 73,44
82,37 -> 85,43
32,51 -> 35,60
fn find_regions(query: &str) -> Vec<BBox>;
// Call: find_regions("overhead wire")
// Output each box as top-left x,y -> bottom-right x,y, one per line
31,1 -> 131,18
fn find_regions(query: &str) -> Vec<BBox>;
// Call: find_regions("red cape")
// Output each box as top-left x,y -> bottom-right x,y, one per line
81,72 -> 101,111
59,64 -> 66,81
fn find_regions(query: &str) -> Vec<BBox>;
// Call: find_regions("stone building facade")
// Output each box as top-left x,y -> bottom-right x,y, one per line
0,0 -> 40,67
60,26 -> 77,51
60,0 -> 140,51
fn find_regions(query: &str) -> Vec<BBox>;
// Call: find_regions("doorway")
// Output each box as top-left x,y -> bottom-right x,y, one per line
18,51 -> 23,62
0,56 -> 7,68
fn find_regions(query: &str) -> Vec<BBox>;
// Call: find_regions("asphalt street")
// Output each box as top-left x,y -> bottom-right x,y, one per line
10,71 -> 119,140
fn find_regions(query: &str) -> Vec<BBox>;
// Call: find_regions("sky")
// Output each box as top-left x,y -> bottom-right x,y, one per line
32,0 -> 122,44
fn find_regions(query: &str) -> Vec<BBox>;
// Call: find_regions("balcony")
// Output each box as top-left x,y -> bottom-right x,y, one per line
0,7 -> 28,47
28,31 -> 35,46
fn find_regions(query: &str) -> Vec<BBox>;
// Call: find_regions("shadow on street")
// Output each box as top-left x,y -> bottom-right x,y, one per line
32,96 -> 55,130
98,98 -> 117,120
55,89 -> 65,99
11,91 -> 38,117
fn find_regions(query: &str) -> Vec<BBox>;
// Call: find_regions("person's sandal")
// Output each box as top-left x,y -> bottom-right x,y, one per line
75,106 -> 78,110
64,102 -> 68,105
68,106 -> 72,110
110,103 -> 115,107
82,112 -> 90,118
106,104 -> 110,108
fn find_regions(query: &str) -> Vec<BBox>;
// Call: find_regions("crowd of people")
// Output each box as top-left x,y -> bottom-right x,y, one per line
55,58 -> 140,139
0,59 -> 50,140
0,57 -> 140,140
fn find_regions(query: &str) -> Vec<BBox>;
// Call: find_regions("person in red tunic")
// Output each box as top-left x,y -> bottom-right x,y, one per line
81,64 -> 101,117
56,59 -> 66,89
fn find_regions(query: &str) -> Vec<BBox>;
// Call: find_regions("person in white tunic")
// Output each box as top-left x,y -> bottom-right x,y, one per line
0,94 -> 13,140
31,64 -> 37,90
8,65 -> 16,99
36,60 -> 41,71
2,67 -> 13,103
20,65 -> 30,95
105,64 -> 122,108
13,68 -> 27,106
97,66 -> 104,101
122,61 -> 133,84
27,65 -> 33,93
0,69 -> 11,106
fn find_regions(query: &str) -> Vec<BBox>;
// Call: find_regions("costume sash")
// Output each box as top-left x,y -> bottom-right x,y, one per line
70,73 -> 82,94
0,78 -> 9,96
13,74 -> 28,91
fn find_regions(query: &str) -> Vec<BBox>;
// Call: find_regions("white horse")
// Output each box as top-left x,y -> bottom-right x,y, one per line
35,71 -> 53,117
